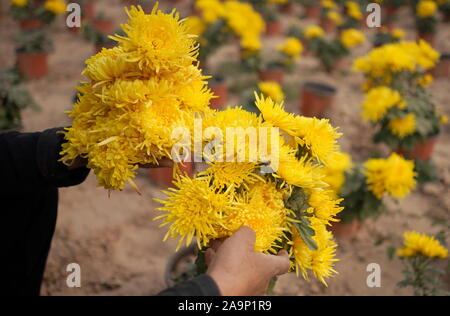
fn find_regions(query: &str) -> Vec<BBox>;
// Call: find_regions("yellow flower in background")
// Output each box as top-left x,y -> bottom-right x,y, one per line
340,28 -> 366,49
391,28 -> 405,39
277,37 -> 304,59
397,231 -> 449,259
362,86 -> 405,122
417,0 -> 437,18
195,0 -> 226,24
417,73 -> 433,87
440,115 -> 449,125
388,113 -> 416,138
12,0 -> 27,7
184,16 -> 206,36
327,10 -> 343,25
321,0 -> 337,9
258,81 -> 285,103
364,153 -> 417,199
305,25 -> 325,39
346,1 -> 363,20
44,0 -> 66,14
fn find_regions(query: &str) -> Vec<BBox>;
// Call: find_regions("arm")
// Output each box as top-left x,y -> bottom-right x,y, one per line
0,127 -> 90,194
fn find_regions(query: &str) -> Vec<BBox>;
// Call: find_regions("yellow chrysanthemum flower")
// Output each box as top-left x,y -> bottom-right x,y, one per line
322,151 -> 352,195
155,176 -> 236,250
277,37 -> 304,59
12,0 -> 27,7
304,25 -> 325,39
222,181 -> 290,253
364,153 -> 417,199
388,113 -> 416,138
199,161 -> 262,190
195,0 -> 226,24
417,74 -> 433,87
307,189 -> 344,225
440,115 -> 448,125
362,86 -> 405,123
417,0 -> 438,18
327,10 -> 343,25
258,81 -> 285,103
391,28 -> 405,39
340,28 -> 366,49
44,0 -> 66,14
346,1 -> 363,20
184,16 -> 206,36
397,231 -> 449,259
321,0 -> 337,9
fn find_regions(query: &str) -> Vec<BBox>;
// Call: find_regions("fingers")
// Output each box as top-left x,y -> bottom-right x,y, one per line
258,250 -> 291,276
228,226 -> 256,250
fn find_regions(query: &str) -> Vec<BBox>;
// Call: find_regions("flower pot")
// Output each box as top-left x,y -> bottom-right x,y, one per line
93,19 -> 113,35
330,220 -> 361,240
320,17 -> 336,33
148,162 -> 194,188
17,52 -> 48,80
165,244 -> 197,288
304,5 -> 321,20
19,19 -> 44,31
258,68 -> 284,84
396,137 -> 438,161
210,82 -> 228,110
265,21 -> 283,37
431,54 -> 450,78
417,32 -> 435,46
300,82 -> 337,118
280,3 -> 295,15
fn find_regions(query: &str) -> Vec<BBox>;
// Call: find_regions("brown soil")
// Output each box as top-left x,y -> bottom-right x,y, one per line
1,1 -> 449,296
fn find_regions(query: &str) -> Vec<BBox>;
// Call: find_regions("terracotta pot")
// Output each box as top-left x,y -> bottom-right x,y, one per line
19,19 -> 44,31
320,17 -> 336,33
17,52 -> 48,80
93,19 -> 113,34
330,220 -> 361,240
304,5 -> 321,20
396,137 -> 438,161
280,3 -> 295,15
417,32 -> 436,46
148,162 -> 194,188
301,82 -> 337,118
258,68 -> 284,84
83,2 -> 95,21
210,83 -> 228,110
265,21 -> 283,37
431,54 -> 450,78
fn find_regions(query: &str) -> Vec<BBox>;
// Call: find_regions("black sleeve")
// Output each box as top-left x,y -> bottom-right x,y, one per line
157,274 -> 222,296
0,127 -> 90,194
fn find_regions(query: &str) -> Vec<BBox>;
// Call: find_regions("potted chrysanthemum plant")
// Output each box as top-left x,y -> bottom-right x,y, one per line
0,68 -> 39,132
415,0 -> 439,45
391,231 -> 449,296
308,27 -> 365,73
354,41 -> 444,166
15,28 -> 53,79
11,0 -> 66,30
327,153 -> 417,240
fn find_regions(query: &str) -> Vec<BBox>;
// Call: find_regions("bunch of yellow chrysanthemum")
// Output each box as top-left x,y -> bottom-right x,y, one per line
258,81 -> 285,103
61,5 -> 214,190
397,231 -> 449,259
157,94 -> 343,285
194,0 -> 265,52
364,153 -> 417,199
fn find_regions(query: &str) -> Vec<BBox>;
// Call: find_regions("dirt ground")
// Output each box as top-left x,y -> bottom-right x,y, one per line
1,1 -> 449,296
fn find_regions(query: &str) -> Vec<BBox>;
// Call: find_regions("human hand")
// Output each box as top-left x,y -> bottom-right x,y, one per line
206,226 -> 290,296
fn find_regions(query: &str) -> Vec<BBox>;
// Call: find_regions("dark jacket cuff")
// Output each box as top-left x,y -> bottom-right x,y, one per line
36,127 -> 90,188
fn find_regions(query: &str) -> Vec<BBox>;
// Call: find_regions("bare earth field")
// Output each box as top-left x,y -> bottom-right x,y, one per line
1,0 -> 449,296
